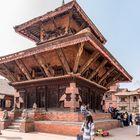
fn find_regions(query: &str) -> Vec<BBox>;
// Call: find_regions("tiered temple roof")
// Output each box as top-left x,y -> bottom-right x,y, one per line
0,1 -> 132,90
14,1 -> 106,44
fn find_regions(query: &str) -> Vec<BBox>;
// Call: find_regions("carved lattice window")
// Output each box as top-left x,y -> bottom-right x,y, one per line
66,94 -> 71,101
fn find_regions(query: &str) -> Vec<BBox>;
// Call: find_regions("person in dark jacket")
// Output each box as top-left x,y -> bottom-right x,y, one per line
129,113 -> 133,125
135,113 -> 140,136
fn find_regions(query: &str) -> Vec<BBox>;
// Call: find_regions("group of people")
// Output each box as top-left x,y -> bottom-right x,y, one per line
108,106 -> 133,125
117,112 -> 133,127
108,105 -> 140,136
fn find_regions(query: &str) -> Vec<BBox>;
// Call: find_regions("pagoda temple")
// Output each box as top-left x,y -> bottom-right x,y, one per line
0,1 -> 132,112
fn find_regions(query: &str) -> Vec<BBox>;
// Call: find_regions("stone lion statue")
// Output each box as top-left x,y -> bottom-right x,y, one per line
21,109 -> 28,120
2,110 -> 9,120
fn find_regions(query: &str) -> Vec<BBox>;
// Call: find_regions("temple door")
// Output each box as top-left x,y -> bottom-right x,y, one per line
47,88 -> 58,108
27,88 -> 36,108
27,92 -> 35,108
36,86 -> 45,108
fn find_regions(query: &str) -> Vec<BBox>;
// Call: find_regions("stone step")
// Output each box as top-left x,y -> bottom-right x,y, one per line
35,119 -> 120,136
16,117 -> 23,120
11,122 -> 21,126
8,125 -> 20,130
14,119 -> 23,123
5,129 -> 20,132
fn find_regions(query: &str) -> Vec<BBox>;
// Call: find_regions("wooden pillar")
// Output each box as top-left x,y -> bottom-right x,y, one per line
23,93 -> 26,109
25,92 -> 28,109
93,91 -> 96,113
44,86 -> 48,111
89,89 -> 92,110
34,87 -> 37,105
36,87 -> 39,108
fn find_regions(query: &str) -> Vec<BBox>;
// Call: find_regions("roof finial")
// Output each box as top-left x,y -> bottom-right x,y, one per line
62,0 -> 65,5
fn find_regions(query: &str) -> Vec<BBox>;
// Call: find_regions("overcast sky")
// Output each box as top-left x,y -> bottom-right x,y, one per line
0,0 -> 140,90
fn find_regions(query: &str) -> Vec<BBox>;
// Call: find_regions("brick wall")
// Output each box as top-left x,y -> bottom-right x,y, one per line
29,112 -> 111,121
35,120 -> 119,136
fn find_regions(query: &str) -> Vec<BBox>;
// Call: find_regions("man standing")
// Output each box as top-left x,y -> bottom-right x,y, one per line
135,113 -> 140,136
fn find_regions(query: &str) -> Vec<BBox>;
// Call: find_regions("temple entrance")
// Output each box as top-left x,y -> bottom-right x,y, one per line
47,88 -> 58,108
26,87 -> 36,108
36,86 -> 45,108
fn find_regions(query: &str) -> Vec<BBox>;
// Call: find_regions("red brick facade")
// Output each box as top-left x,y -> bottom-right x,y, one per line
34,120 -> 119,136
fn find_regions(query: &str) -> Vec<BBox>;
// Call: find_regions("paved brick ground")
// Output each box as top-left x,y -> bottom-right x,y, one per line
97,125 -> 140,140
0,126 -> 140,140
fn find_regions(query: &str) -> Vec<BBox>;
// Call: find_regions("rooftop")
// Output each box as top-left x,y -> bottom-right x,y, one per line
14,1 -> 106,44
115,88 -> 140,96
0,79 -> 15,96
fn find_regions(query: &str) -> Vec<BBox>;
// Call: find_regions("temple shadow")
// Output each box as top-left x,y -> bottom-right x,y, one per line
0,136 -> 22,140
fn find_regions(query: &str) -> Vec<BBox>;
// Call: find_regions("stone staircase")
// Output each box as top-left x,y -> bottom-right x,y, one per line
6,117 -> 22,132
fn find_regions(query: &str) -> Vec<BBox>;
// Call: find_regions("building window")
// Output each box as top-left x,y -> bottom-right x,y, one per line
120,97 -> 126,102
120,106 -> 126,110
105,93 -> 111,100
132,107 -> 138,112
133,96 -> 137,102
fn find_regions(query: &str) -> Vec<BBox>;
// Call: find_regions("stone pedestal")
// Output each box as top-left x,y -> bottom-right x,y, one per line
28,110 -> 46,121
28,111 -> 36,120
9,110 -> 22,121
0,119 -> 11,130
20,120 -> 34,133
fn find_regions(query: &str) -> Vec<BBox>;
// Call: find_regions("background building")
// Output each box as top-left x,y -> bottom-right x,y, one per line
115,88 -> 140,113
102,84 -> 119,112
0,79 -> 15,110
103,83 -> 140,113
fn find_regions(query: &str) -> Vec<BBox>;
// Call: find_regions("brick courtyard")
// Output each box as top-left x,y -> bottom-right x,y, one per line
0,126 -> 139,140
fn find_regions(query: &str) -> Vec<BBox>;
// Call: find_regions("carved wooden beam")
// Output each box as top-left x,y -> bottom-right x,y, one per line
33,55 -> 47,77
79,51 -> 100,74
45,63 -> 54,76
56,48 -> 71,73
15,59 -> 31,80
40,24 -> 46,42
73,43 -> 84,73
52,17 -> 58,29
78,22 -> 86,31
106,73 -> 121,88
66,10 -> 73,34
0,71 -> 13,82
88,59 -> 108,80
34,55 -> 52,77
2,64 -> 16,82
52,17 -> 61,37
98,67 -> 115,85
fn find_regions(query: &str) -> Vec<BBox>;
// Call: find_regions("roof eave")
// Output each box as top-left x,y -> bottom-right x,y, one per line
0,32 -> 132,82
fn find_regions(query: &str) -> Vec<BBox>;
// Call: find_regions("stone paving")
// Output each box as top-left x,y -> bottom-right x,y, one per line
0,126 -> 140,140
